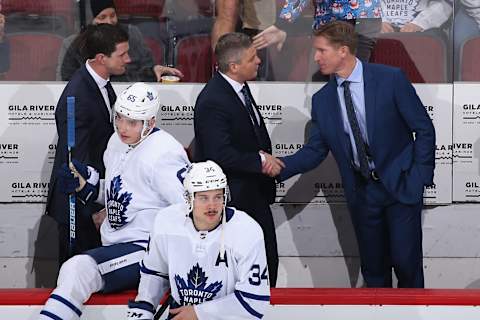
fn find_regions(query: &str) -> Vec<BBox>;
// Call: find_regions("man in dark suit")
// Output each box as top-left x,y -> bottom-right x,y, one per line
194,32 -> 284,287
279,21 -> 435,288
46,23 -> 131,266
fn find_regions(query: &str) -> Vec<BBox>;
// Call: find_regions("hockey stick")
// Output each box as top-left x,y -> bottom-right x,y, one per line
67,96 -> 76,256
153,292 -> 172,320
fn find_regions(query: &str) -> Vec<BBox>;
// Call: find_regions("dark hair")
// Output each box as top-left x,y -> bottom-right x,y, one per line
313,21 -> 358,54
214,32 -> 252,73
79,23 -> 128,59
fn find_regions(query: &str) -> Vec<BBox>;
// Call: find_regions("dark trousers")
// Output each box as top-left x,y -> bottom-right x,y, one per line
229,197 -> 279,288
57,218 -> 101,267
349,178 -> 424,288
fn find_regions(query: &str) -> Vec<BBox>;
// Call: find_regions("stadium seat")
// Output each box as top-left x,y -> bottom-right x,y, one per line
2,0 -> 75,35
174,34 -> 213,83
268,35 -> 313,81
370,33 -> 448,83
459,36 -> 480,81
4,33 -> 64,81
114,0 -> 166,19
143,36 -> 165,65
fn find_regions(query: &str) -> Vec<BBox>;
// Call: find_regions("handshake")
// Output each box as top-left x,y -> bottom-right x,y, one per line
260,150 -> 285,177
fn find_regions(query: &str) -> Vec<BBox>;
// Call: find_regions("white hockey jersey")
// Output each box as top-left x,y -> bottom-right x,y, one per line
136,203 -> 271,319
100,129 -> 190,247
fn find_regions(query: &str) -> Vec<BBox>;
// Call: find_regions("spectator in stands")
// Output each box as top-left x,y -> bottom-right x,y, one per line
0,3 -> 10,78
279,0 -> 383,63
57,0 -> 183,82
211,0 -> 288,80
380,0 -> 452,36
452,0 -> 480,79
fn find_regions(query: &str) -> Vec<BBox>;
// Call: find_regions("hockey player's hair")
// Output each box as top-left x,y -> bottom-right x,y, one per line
215,32 -> 252,73
74,23 -> 129,60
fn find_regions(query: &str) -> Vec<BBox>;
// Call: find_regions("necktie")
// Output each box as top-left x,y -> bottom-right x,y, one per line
105,81 -> 117,108
342,81 -> 370,179
240,86 -> 260,127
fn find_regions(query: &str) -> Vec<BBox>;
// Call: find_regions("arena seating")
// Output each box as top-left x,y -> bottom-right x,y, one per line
459,36 -> 480,81
370,33 -> 448,83
4,32 -> 64,81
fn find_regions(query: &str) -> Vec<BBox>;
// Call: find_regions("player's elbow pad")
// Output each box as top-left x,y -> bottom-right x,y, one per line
127,300 -> 155,320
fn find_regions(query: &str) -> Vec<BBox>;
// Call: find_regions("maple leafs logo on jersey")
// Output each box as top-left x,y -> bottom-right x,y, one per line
106,175 -> 132,229
174,263 -> 223,305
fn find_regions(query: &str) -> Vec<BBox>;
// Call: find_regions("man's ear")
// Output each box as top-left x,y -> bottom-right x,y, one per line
94,53 -> 106,64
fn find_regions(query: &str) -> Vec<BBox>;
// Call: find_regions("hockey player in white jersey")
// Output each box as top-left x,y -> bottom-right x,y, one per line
127,160 -> 271,320
39,82 -> 190,320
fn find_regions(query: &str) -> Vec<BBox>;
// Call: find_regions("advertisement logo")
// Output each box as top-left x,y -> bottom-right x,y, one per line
464,180 -> 480,201
0,143 -> 20,164
452,142 -> 474,164
435,144 -> 452,165
461,104 -> 480,124
159,105 -> 194,126
258,104 -> 283,125
274,143 -> 304,157
8,105 -> 55,126
10,180 -> 49,202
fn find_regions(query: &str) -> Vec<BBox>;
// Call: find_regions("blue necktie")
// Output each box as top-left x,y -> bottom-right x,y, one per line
342,81 -> 370,179
240,86 -> 260,127
105,81 -> 116,108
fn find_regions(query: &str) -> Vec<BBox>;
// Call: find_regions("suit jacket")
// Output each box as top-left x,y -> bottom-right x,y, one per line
194,72 -> 276,207
46,65 -> 114,225
280,63 -> 436,205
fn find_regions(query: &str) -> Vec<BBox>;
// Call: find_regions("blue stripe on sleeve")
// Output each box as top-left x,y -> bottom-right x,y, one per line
140,262 -> 169,279
39,310 -> 63,320
234,290 -> 264,319
50,294 -> 82,317
236,289 -> 270,301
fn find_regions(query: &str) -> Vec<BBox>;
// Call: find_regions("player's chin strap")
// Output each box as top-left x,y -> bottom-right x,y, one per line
219,206 -> 226,260
128,123 -> 154,148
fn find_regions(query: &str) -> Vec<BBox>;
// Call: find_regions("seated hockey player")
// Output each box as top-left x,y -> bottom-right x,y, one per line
39,82 -> 190,320
127,160 -> 271,320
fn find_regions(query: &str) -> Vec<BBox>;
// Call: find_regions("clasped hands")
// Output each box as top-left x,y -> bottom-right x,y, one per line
260,150 -> 285,177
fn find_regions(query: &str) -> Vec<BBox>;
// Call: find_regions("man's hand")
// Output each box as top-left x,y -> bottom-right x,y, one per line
261,151 -> 285,177
252,25 -> 287,51
92,208 -> 107,231
153,65 -> 184,82
380,22 -> 395,33
400,22 -> 423,33
169,305 -> 198,320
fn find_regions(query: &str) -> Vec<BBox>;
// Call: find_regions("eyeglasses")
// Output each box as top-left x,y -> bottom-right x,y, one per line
194,194 -> 224,205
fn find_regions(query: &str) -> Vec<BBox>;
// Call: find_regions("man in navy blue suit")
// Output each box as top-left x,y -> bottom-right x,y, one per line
278,21 -> 435,288
46,23 -> 131,266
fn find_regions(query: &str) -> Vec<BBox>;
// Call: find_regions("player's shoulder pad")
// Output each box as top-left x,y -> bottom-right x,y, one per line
152,202 -> 188,234
225,207 -> 265,242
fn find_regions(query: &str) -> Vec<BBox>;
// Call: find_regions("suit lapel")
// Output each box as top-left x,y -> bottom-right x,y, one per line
363,63 -> 376,145
325,79 -> 351,160
81,66 -> 111,122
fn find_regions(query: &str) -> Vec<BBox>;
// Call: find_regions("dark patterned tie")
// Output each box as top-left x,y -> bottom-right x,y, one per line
342,81 -> 370,179
240,86 -> 260,127
105,81 -> 117,108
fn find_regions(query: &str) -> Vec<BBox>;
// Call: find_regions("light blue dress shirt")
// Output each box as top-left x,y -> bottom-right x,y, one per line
336,59 -> 374,170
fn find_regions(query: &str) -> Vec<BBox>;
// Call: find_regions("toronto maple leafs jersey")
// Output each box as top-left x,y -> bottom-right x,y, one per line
135,203 -> 271,319
100,128 -> 189,247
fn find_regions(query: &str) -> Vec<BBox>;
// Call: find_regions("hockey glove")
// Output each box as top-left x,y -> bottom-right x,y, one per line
127,300 -> 154,320
56,159 -> 99,205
